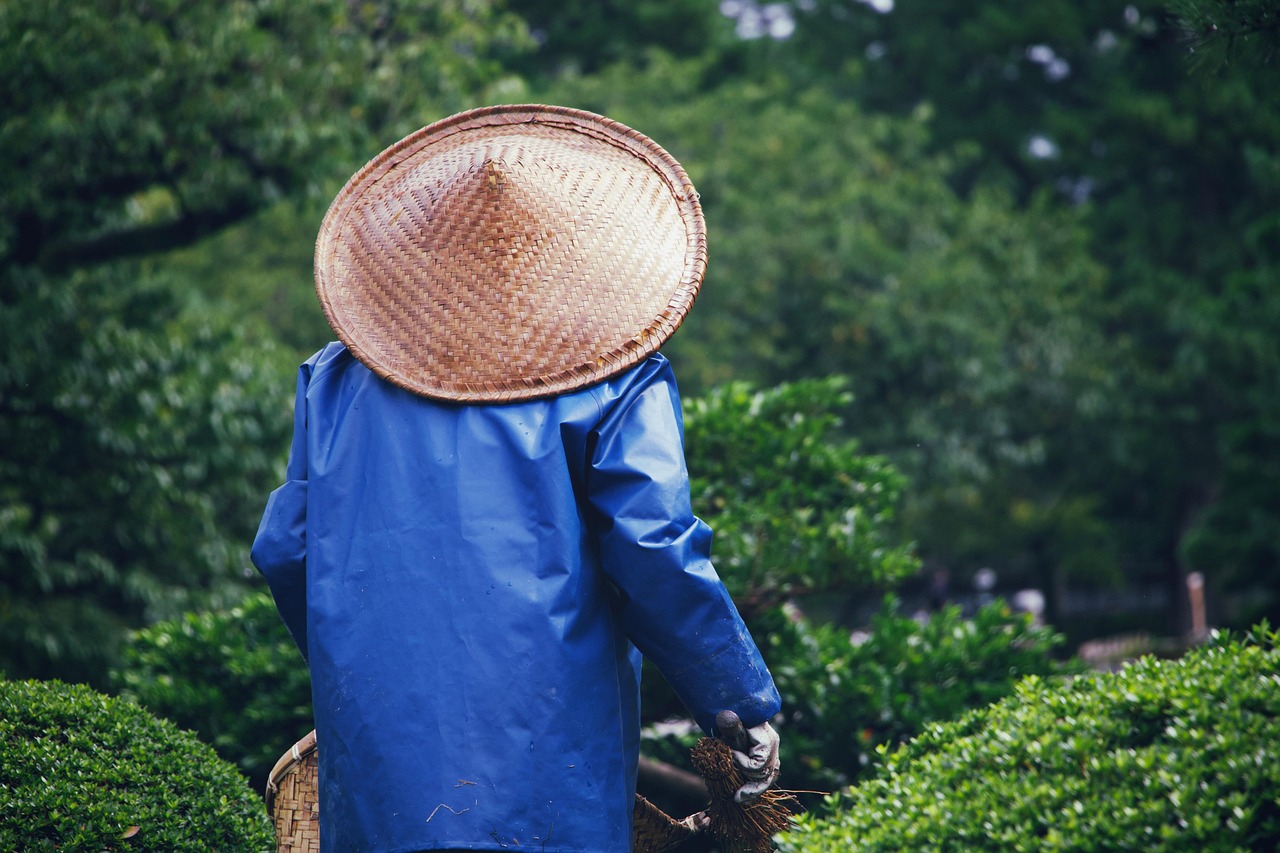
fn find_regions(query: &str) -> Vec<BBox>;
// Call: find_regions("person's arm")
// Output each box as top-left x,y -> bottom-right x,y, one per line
251,361 -> 311,661
587,361 -> 781,736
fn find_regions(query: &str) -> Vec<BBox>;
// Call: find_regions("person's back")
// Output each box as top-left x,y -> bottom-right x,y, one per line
253,105 -> 781,853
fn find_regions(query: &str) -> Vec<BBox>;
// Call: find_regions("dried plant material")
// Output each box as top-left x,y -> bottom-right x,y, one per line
632,793 -> 700,853
690,737 -> 799,853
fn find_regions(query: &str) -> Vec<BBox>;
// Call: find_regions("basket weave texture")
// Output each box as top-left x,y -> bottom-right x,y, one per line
266,730 -> 700,853
265,730 -> 319,852
315,104 -> 707,404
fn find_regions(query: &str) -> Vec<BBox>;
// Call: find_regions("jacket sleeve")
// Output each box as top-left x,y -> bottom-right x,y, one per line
251,361 -> 312,662
587,362 -> 780,735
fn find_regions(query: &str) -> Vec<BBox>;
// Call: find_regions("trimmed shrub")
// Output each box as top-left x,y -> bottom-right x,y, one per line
684,378 -> 919,605
767,596 -> 1083,794
779,625 -> 1280,852
0,678 -> 274,852
111,590 -> 313,794
639,596 -> 1080,808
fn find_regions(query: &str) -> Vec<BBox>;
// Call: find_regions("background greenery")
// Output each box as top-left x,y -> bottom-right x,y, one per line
2,0 -> 1277,842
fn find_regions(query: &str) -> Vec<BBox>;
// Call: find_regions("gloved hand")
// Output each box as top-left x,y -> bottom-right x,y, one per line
716,709 -> 780,804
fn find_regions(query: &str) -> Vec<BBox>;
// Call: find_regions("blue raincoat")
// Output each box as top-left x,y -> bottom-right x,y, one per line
252,343 -> 780,853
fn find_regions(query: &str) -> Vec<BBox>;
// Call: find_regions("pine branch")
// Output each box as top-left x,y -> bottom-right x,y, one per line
1169,0 -> 1280,70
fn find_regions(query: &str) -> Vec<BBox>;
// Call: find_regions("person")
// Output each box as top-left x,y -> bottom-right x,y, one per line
251,104 -> 781,853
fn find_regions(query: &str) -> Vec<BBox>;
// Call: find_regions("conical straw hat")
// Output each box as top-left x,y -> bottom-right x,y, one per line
315,104 -> 707,403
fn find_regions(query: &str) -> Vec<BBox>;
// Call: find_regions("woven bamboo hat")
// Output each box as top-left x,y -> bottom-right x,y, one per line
315,104 -> 707,403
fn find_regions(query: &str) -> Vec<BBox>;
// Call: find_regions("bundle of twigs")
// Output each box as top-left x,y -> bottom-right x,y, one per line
689,737 -> 799,853
632,793 -> 700,853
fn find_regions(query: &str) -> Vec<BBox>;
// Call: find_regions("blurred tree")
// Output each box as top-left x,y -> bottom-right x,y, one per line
136,0 -> 535,357
507,0 -> 739,80
0,264 -> 292,685
141,200 -> 335,357
683,378 -> 919,616
1170,0 -> 1280,70
0,0 -> 529,683
0,0 -> 529,268
1162,0 -> 1280,628
673,0 -> 1280,633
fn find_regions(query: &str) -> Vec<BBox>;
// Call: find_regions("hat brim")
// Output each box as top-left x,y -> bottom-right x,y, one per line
315,104 -> 707,403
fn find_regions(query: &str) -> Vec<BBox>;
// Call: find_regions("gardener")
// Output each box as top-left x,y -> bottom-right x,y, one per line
251,105 -> 781,853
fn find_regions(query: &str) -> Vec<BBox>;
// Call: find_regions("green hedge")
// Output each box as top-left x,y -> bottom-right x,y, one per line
0,678 -> 274,852
639,596 -> 1080,808
766,596 -> 1084,793
112,590 -> 313,794
779,625 -> 1280,852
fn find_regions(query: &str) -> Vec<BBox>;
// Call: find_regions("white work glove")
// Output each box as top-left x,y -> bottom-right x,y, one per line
716,709 -> 781,804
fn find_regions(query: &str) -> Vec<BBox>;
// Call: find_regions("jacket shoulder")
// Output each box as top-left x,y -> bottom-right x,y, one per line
592,353 -> 677,403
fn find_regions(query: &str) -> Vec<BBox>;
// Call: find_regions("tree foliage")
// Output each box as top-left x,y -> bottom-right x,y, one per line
747,0 -> 1280,630
0,0 -> 529,268
1171,0 -> 1280,70
112,591 -> 313,795
0,265 -> 292,685
684,378 -> 917,611
509,0 -> 739,79
764,596 -> 1083,796
4,0 -> 329,268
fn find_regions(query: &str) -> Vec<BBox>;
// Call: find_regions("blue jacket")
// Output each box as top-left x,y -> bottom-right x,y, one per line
252,344 -> 780,853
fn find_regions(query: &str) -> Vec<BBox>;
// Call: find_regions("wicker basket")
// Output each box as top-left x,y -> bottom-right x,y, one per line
265,730 -> 698,853
264,730 -> 319,853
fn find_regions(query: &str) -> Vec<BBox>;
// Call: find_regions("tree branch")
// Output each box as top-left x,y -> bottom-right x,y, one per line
42,199 -> 260,270
636,754 -> 708,809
